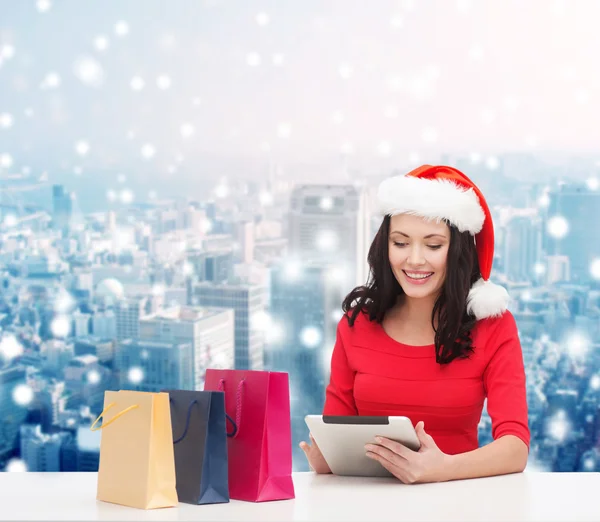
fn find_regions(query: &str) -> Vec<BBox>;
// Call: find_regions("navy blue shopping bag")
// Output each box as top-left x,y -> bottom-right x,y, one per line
163,390 -> 235,505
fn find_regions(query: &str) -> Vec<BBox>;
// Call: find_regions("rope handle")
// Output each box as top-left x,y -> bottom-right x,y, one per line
170,397 -> 239,443
218,378 -> 245,439
90,402 -> 139,432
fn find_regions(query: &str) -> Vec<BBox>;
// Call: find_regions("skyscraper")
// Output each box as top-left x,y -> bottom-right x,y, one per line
288,184 -> 370,288
139,306 -> 234,389
503,214 -> 543,282
544,183 -> 600,283
267,260 -> 347,470
115,339 -> 193,392
0,366 -> 28,463
52,184 -> 73,233
194,282 -> 267,370
20,424 -> 67,471
115,297 -> 148,341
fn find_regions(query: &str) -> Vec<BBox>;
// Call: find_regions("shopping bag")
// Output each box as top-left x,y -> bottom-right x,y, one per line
92,390 -> 178,510
203,369 -> 295,502
164,389 -> 232,505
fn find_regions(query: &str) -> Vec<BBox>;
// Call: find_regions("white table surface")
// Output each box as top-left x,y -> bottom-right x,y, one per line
0,471 -> 598,521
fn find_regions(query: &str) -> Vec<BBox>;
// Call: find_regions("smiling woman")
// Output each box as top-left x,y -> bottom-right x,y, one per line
300,165 -> 529,484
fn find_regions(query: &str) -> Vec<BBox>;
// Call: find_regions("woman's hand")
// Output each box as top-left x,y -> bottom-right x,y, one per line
365,421 -> 450,484
300,434 -> 331,474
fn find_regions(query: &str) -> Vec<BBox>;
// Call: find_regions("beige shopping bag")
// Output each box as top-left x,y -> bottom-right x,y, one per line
91,390 -> 178,510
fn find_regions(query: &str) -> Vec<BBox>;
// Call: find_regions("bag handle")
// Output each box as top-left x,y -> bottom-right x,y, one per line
218,378 -> 245,439
170,397 -> 238,443
90,402 -> 139,431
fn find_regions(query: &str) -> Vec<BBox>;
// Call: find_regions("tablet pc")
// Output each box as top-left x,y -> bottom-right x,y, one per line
305,415 -> 421,477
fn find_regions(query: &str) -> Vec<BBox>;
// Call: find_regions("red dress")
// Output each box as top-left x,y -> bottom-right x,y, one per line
323,310 -> 530,455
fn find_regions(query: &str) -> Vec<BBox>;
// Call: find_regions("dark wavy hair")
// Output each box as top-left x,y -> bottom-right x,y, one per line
342,215 -> 481,364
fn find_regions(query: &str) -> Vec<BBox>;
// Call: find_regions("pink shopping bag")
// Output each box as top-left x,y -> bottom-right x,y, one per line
204,369 -> 295,502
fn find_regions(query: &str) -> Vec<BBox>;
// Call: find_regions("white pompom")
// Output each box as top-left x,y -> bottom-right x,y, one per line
466,278 -> 509,320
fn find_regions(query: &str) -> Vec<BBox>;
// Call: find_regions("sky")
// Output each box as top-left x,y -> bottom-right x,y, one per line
1,0 -> 600,190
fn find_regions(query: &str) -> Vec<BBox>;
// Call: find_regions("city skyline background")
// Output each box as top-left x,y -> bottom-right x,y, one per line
0,0 -> 599,474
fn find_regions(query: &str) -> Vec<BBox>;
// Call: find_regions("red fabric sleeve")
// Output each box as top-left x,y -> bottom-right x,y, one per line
323,319 -> 358,415
483,312 -> 530,451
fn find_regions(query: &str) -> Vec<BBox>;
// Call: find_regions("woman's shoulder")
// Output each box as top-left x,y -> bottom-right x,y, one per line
471,309 -> 519,347
337,307 -> 380,337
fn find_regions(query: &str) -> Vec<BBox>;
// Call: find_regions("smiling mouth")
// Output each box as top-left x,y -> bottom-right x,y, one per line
402,270 -> 434,281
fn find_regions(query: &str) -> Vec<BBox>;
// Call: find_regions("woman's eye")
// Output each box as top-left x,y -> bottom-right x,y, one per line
392,242 -> 443,250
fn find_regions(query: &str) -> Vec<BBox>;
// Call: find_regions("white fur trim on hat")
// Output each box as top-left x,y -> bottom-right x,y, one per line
466,278 -> 509,320
377,176 -> 485,234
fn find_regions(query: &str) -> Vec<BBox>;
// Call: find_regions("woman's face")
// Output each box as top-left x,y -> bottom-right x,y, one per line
388,214 -> 450,300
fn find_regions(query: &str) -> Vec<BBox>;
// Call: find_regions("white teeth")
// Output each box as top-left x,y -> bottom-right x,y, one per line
405,272 -> 433,280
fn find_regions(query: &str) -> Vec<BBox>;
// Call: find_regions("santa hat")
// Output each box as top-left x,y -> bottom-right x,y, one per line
377,164 -> 509,320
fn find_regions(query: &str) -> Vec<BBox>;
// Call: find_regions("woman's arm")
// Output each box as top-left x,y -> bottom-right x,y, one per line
443,435 -> 528,481
445,311 -> 530,481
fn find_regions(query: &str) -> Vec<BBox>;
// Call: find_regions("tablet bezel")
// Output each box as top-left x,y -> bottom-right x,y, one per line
305,415 -> 421,477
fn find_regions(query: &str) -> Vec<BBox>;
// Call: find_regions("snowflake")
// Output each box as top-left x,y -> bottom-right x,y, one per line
537,193 -> 550,208
94,36 -> 109,52
73,56 -> 104,88
0,113 -> 14,128
547,413 -> 570,442
533,262 -> 546,276
114,21 -> 129,37
4,459 -> 27,472
0,153 -> 14,168
1,45 -> 15,60
338,63 -> 353,79
586,177 -> 599,191
13,384 -> 34,406
547,216 -> 569,239
36,0 -> 52,13
284,260 -> 302,280
277,122 -> 292,138
589,258 -> 600,280
156,75 -> 172,90
266,322 -> 285,345
180,123 -> 195,138
251,311 -> 272,331
300,326 -> 322,349
256,12 -> 270,26
130,76 -> 144,91
259,191 -> 274,206
390,15 -> 403,28
0,335 -> 24,360
214,183 -> 229,198
75,140 -> 90,156
141,144 -> 155,159
320,197 -> 333,210
54,290 -> 75,313
120,189 -> 134,204
247,52 -> 261,66
486,156 -> 500,170
377,141 -> 391,156
128,367 -> 144,384
422,127 -> 438,144
87,370 -> 101,384
51,316 -> 71,337
316,230 -> 339,251
3,214 -> 18,227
